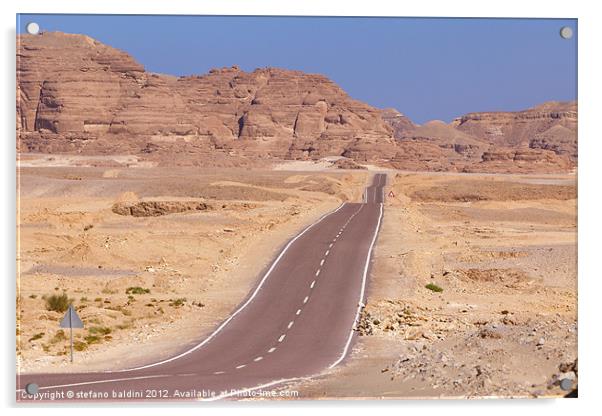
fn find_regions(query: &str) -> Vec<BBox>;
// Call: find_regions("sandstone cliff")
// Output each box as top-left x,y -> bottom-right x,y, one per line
17,32 -> 577,173
17,32 -> 397,166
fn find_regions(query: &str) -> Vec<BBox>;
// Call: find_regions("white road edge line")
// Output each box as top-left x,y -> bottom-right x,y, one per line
328,200 -> 384,369
111,203 -> 347,372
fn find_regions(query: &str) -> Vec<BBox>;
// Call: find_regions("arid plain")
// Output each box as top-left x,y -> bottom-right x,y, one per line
17,154 -> 576,398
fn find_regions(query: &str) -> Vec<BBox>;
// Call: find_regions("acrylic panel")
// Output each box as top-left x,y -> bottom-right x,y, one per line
16,14 -> 577,402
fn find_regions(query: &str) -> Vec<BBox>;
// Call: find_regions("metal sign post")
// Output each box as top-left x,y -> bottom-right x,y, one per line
59,305 -> 84,363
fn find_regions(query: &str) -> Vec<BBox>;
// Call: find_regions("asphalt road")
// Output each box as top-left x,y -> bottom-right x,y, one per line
17,173 -> 387,402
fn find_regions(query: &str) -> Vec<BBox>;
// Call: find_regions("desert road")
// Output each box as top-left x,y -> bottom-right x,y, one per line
17,173 -> 387,402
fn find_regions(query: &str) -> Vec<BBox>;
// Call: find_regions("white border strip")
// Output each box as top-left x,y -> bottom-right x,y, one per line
115,202 -> 348,372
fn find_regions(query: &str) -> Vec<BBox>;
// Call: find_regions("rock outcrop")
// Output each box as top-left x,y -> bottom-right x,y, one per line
17,32 -> 396,165
451,101 -> 577,153
379,108 -> 416,137
111,201 -> 210,217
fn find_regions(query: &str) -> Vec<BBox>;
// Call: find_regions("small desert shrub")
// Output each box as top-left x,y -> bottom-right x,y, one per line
29,294 -> 37,299
126,287 -> 150,295
28,332 -> 45,342
49,330 -> 67,344
425,283 -> 443,293
84,335 -> 102,345
169,298 -> 187,307
88,326 -> 111,336
73,341 -> 88,351
45,293 -> 71,312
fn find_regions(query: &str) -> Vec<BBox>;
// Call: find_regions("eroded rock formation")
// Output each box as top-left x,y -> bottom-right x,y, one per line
17,32 -> 395,165
17,32 -> 577,173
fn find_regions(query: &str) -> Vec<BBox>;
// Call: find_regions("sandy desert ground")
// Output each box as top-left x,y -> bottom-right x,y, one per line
284,171 -> 577,399
16,155 -> 577,399
16,155 -> 367,373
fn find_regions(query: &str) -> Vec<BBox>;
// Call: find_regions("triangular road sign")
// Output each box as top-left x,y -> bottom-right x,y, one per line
60,305 -> 84,329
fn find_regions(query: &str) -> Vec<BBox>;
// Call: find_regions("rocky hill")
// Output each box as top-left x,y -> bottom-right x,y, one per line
17,32 -> 397,167
17,32 -> 577,173
386,102 -> 577,173
451,101 -> 577,164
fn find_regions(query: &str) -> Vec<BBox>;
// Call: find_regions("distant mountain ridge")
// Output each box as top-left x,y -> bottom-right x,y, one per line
17,32 -> 577,173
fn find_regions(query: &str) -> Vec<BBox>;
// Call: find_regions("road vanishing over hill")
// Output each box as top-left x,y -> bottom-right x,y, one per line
17,173 -> 387,402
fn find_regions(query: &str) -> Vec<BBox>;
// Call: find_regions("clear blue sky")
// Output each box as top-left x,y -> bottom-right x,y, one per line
17,15 -> 577,124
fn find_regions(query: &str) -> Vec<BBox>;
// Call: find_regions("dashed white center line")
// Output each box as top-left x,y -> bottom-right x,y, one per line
287,321 -> 294,329
320,259 -> 325,266
253,356 -> 263,362
235,364 -> 246,369
310,280 -> 316,289
329,243 -> 333,248
268,347 -> 276,353
303,296 -> 309,304
213,371 -> 225,375
278,334 -> 286,342
325,250 -> 330,256
315,269 -> 321,276
296,308 -> 302,315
